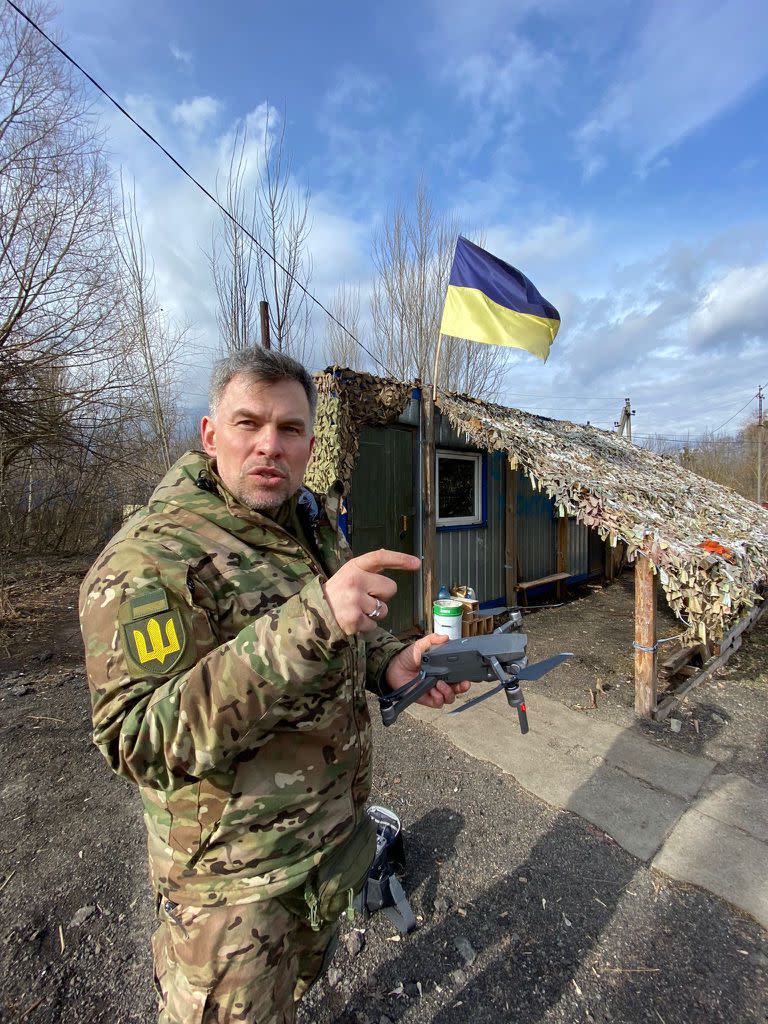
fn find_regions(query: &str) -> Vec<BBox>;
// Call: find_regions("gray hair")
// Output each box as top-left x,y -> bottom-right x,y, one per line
208,347 -> 317,420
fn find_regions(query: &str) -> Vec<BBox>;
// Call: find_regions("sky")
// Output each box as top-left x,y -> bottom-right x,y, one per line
45,0 -> 768,440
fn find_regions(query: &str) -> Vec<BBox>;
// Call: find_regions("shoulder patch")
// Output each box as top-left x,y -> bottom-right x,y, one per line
118,587 -> 188,676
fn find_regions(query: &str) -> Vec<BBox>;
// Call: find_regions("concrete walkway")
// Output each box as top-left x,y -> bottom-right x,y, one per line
408,690 -> 768,930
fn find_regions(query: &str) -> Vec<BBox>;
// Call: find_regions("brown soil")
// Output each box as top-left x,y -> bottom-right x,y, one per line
521,571 -> 768,787
0,557 -> 765,1023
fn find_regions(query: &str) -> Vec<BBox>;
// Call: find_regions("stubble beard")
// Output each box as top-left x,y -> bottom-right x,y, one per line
231,473 -> 296,514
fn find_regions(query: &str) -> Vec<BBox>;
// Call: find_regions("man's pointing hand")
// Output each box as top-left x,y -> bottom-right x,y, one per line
323,549 -> 420,635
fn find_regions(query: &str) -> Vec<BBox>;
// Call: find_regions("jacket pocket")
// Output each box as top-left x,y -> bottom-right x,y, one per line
278,814 -> 377,929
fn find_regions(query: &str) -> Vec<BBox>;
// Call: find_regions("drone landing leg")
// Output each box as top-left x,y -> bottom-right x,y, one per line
379,672 -> 437,727
504,682 -> 529,735
488,654 -> 529,735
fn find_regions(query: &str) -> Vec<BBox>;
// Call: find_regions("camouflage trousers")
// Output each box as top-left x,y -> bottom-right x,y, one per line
152,894 -> 338,1024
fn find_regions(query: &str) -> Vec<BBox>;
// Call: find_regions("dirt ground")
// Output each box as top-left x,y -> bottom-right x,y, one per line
521,572 -> 768,788
0,558 -> 766,1023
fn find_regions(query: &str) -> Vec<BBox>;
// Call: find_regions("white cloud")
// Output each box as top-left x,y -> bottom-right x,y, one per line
307,199 -> 370,293
484,215 -> 596,275
452,40 -> 562,112
574,0 -> 768,175
324,68 -> 384,116
121,94 -> 165,139
426,0 -> 581,50
170,43 -> 192,66
172,96 -> 222,134
528,236 -> 768,437
213,103 -> 276,189
688,264 -> 768,350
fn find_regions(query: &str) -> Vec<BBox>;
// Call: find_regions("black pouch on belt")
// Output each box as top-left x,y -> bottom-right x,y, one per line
278,815 -> 377,931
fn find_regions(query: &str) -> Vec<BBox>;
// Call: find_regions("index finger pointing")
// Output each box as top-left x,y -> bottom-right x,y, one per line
352,549 -> 421,574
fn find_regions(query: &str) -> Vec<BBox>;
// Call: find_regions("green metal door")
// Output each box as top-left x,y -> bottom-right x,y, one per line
349,425 -> 416,635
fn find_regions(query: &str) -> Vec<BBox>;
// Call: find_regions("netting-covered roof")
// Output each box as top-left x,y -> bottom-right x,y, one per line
305,368 -> 767,643
304,367 -> 412,492
439,392 -> 768,643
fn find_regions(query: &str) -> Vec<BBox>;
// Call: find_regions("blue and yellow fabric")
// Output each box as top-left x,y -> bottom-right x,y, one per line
440,236 -> 560,362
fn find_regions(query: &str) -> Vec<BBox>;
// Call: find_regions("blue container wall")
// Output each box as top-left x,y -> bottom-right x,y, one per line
516,472 -> 556,582
567,518 -> 589,577
433,416 -> 506,606
390,397 -> 605,606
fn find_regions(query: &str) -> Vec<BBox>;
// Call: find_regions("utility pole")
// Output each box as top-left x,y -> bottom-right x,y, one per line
758,385 -> 764,505
260,300 -> 271,350
615,398 -> 635,442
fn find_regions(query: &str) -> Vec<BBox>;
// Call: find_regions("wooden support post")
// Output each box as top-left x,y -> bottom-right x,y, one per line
259,300 -> 271,349
421,392 -> 437,632
604,539 -> 615,583
504,460 -> 517,607
556,515 -> 568,601
634,557 -> 657,717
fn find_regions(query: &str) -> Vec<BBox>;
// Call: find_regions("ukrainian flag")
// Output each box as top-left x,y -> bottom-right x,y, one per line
440,237 -> 560,362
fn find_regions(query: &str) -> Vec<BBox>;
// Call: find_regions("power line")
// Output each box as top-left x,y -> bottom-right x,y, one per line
634,434 -> 762,446
4,0 -> 395,379
710,393 -> 756,434
505,391 -> 626,402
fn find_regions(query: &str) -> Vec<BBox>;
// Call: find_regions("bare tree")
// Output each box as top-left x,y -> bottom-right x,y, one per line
322,282 -> 364,370
208,128 -> 260,352
641,417 -> 766,503
0,0 -> 123,462
209,110 -> 313,360
116,176 -> 191,473
0,3 -> 191,560
369,183 -> 507,397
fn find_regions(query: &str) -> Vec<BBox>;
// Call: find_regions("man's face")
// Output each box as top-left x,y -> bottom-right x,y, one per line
201,374 -> 315,512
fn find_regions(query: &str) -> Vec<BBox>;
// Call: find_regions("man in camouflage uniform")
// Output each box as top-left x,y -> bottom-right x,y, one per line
80,348 -> 469,1023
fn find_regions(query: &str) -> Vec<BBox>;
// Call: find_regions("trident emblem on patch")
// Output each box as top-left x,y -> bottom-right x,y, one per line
132,615 -> 181,666
119,587 -> 188,676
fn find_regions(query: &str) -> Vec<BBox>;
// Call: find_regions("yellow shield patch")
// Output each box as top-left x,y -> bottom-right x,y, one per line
118,587 -> 188,676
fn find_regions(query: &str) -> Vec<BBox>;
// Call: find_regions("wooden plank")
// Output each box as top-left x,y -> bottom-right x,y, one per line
421,392 -> 437,632
634,557 -> 657,717
517,572 -> 569,591
504,461 -> 517,607
713,600 -> 767,655
659,645 -> 697,677
659,642 -> 708,677
654,635 -> 743,721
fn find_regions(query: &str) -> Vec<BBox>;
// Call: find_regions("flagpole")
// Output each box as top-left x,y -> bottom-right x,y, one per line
421,380 -> 437,632
432,332 -> 443,401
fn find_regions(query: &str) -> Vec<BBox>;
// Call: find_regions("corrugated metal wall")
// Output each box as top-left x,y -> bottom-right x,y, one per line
515,474 -> 605,582
567,518 -> 589,577
432,414 -> 505,605
383,400 -> 605,604
516,472 -> 556,581
435,451 -> 506,604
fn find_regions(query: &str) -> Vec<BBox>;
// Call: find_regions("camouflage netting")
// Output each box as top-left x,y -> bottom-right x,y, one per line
305,367 -> 413,493
438,392 -> 768,646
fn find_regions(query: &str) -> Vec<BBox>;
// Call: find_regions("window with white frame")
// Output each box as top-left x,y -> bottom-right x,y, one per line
436,451 -> 483,526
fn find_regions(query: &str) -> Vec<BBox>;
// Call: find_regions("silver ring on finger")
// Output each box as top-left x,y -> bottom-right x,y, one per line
367,598 -> 383,621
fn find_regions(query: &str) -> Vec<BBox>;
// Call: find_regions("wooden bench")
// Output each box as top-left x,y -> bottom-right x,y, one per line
516,572 -> 569,605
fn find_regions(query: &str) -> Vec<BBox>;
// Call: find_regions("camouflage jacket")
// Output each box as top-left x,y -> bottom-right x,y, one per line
79,451 -> 405,907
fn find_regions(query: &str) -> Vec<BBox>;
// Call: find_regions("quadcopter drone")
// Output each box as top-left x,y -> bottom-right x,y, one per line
379,613 -> 572,733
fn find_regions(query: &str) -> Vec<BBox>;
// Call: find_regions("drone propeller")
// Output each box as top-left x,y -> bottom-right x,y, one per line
516,652 -> 573,681
448,652 -> 572,717
447,679 -> 506,715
